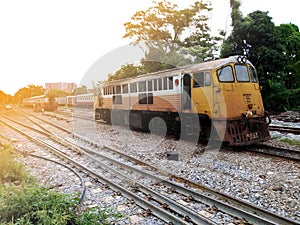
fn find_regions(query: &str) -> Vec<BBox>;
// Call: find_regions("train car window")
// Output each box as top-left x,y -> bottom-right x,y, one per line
249,66 -> 258,83
122,84 -> 128,94
163,77 -> 168,90
158,78 -> 163,91
217,66 -> 234,82
130,82 -> 137,93
193,72 -> 204,87
168,77 -> 173,89
235,65 -> 250,82
148,93 -> 153,104
205,72 -> 211,86
113,95 -> 122,104
116,85 -> 121,94
148,80 -> 153,91
139,93 -> 147,104
138,81 -> 146,92
154,79 -> 158,91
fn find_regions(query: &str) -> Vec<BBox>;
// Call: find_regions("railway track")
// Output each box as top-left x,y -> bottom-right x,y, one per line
42,110 -> 300,161
245,143 -> 300,161
269,125 -> 300,135
1,110 -> 298,225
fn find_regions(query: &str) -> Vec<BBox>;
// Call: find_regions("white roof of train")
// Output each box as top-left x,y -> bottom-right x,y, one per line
104,56 -> 252,86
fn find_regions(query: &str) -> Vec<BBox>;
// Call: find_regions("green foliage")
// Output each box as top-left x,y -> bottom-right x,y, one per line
74,86 -> 88,95
108,64 -> 145,81
123,0 -> 216,63
0,143 -> 125,224
14,85 -> 45,104
74,208 -> 124,225
0,91 -> 12,105
0,145 -> 29,184
0,184 -> 76,224
108,60 -> 175,81
220,4 -> 300,112
46,89 -> 70,98
264,85 -> 300,111
280,138 -> 300,146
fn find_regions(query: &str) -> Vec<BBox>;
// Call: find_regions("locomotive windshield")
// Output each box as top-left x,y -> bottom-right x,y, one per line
217,64 -> 258,83
249,66 -> 258,82
217,66 -> 234,82
235,65 -> 249,82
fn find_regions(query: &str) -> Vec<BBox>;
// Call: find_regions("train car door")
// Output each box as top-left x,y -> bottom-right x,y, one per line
191,71 -> 213,117
182,73 -> 192,111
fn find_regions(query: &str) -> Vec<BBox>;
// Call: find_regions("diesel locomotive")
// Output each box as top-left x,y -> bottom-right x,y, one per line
94,55 -> 271,146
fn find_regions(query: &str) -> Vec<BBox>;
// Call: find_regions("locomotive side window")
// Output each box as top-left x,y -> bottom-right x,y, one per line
122,84 -> 128,94
138,93 -> 153,104
250,66 -> 258,83
130,82 -> 137,93
154,79 -> 158,91
148,93 -> 153,104
168,76 -> 173,89
148,80 -> 153,91
139,93 -> 147,104
139,81 -> 146,92
193,72 -> 204,87
217,66 -> 234,82
116,85 -> 121,94
163,77 -> 168,90
158,78 -> 162,90
235,65 -> 250,82
205,72 -> 211,86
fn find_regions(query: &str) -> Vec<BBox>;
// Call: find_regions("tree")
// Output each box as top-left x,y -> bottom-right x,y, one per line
73,86 -> 88,95
220,7 -> 300,111
276,23 -> 300,89
123,0 -> 215,65
107,60 -> 175,81
14,85 -> 45,103
230,0 -> 243,27
0,90 -> 12,105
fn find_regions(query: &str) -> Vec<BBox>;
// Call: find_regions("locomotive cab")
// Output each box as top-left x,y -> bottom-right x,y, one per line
209,56 -> 270,145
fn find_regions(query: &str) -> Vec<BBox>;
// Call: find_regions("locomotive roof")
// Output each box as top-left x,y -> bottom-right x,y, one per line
104,55 -> 251,85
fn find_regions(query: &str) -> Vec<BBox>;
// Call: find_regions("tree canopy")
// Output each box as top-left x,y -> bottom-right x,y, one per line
220,2 -> 300,111
14,85 -> 45,103
123,0 -> 218,66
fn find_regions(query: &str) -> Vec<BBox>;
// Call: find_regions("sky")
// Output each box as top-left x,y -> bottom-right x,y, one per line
0,0 -> 299,95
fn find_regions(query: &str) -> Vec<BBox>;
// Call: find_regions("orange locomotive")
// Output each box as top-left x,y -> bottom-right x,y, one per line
94,56 -> 270,146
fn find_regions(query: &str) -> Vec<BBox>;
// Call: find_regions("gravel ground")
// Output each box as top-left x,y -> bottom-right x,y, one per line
1,108 -> 299,224
71,108 -> 300,223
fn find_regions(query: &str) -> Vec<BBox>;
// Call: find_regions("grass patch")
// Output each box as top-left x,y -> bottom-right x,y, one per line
280,138 -> 300,146
0,144 -> 30,184
0,142 -> 125,224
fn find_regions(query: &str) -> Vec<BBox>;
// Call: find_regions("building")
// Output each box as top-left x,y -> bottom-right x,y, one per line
45,82 -> 77,93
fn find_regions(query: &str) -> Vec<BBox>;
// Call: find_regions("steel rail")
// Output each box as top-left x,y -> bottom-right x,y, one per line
269,125 -> 300,135
19,111 -> 299,225
0,117 -> 212,225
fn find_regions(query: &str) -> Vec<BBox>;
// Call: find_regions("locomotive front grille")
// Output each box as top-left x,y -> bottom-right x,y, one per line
226,119 -> 270,145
